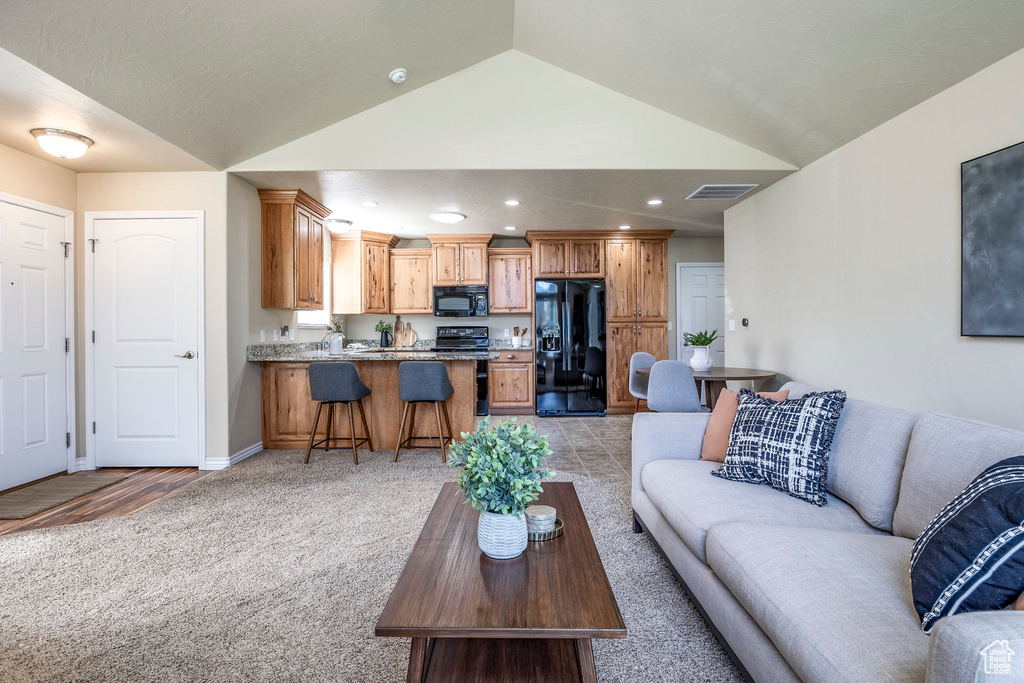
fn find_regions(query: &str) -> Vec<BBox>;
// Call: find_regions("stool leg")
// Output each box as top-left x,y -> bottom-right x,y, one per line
323,402 -> 334,452
433,402 -> 446,463
394,401 -> 411,462
305,402 -> 325,464
440,402 -> 454,454
346,402 -> 358,465
357,398 -> 374,451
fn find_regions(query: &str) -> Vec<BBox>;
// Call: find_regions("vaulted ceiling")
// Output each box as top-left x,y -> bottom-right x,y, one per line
1,0 -> 1024,170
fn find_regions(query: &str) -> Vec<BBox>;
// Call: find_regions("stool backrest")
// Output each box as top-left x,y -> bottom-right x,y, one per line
308,362 -> 369,403
398,361 -> 454,402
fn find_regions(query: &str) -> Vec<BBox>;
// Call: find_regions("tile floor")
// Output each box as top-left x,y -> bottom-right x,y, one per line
476,414 -> 633,479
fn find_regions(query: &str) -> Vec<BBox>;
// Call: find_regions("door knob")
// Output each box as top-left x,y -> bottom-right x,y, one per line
174,351 -> 195,359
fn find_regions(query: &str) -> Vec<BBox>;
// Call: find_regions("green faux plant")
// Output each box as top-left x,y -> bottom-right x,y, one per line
682,329 -> 719,347
329,320 -> 344,334
448,417 -> 555,517
374,320 -> 392,333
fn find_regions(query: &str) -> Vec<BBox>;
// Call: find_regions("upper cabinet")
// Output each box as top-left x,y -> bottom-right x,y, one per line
604,236 -> 668,322
259,189 -> 331,310
530,237 -> 604,278
331,230 -> 400,315
489,249 -> 533,313
391,249 -> 433,314
427,234 -> 493,285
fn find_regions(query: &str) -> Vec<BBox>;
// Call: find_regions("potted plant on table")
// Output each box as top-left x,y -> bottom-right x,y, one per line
682,329 -> 719,372
448,417 -> 555,559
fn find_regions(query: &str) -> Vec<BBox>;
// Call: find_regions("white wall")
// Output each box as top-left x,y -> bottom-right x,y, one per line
724,47 -> 1024,430
666,237 -> 725,359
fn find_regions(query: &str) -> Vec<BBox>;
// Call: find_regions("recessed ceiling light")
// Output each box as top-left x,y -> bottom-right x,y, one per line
504,226 -> 516,231
647,199 -> 664,206
504,199 -> 520,206
362,201 -> 378,207
619,225 -> 631,230
429,212 -> 466,224
30,128 -> 93,159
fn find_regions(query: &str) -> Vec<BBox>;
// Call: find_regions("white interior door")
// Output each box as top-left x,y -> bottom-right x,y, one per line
89,214 -> 203,468
676,264 -> 726,367
0,199 -> 71,490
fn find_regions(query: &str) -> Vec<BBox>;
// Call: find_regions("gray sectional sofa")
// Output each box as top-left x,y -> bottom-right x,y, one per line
631,382 -> 1024,683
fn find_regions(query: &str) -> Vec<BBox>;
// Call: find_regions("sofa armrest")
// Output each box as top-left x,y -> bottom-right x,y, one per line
926,611 -> 1024,683
632,412 -> 711,495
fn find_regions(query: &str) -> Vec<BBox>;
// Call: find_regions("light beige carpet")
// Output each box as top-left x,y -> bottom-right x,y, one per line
0,475 -> 127,519
0,448 -> 741,682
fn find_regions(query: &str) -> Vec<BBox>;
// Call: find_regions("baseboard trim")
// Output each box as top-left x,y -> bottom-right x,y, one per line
202,442 -> 263,470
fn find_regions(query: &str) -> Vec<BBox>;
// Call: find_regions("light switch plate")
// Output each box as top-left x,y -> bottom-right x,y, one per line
289,328 -> 295,341
728,319 -> 736,331
260,329 -> 266,342
667,321 -> 673,331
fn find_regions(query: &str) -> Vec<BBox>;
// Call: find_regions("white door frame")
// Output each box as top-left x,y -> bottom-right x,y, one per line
675,262 -> 725,361
0,190 -> 76,474
83,211 -> 206,470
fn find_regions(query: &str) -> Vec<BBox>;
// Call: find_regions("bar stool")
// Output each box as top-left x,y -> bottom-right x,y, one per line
305,362 -> 374,465
394,362 -> 454,463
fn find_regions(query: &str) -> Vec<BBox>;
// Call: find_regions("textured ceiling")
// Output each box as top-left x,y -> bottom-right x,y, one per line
1,1 -> 1023,171
513,0 -> 1024,167
0,0 -> 513,169
231,169 -> 792,238
0,49 -> 211,173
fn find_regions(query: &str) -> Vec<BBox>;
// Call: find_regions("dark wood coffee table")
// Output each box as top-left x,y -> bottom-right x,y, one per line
376,482 -> 626,682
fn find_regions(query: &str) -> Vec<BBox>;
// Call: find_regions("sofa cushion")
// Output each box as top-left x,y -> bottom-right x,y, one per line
826,398 -> 919,532
641,459 -> 880,563
714,389 -> 847,506
706,524 -> 929,683
911,455 -> 1024,633
700,388 -> 789,463
893,412 -> 1024,539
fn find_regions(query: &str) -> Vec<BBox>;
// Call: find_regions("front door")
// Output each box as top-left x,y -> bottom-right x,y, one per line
0,198 -> 70,490
676,264 -> 726,367
89,213 -> 203,467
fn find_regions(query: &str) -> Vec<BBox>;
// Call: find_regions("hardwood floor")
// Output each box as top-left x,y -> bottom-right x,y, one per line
0,468 -> 212,536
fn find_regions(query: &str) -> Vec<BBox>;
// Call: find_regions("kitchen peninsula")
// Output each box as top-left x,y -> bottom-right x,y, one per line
249,343 -> 497,451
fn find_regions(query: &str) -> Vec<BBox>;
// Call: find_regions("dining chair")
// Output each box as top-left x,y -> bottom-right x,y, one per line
628,352 -> 656,413
647,361 -> 709,413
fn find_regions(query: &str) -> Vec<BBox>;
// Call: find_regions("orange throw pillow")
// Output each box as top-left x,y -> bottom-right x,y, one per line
700,388 -> 790,462
1013,592 -> 1024,610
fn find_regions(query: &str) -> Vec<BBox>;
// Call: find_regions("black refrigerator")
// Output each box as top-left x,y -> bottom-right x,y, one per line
535,279 -> 607,416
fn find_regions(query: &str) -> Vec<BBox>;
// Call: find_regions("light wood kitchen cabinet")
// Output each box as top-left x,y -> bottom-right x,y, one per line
606,240 -> 637,322
531,238 -> 604,278
606,321 -> 669,410
637,239 -> 668,321
488,249 -> 532,313
489,350 -> 535,413
258,189 -> 331,310
332,230 -> 400,315
390,249 -> 433,314
428,234 -> 493,285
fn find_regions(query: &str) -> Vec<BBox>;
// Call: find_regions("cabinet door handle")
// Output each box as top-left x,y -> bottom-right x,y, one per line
363,299 -> 367,309
507,354 -> 514,359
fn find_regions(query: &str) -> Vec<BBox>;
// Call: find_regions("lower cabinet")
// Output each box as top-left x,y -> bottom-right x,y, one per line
606,322 -> 668,412
488,350 -> 535,414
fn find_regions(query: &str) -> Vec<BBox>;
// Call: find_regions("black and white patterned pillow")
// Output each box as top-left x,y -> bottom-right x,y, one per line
712,389 -> 847,506
911,455 -> 1024,633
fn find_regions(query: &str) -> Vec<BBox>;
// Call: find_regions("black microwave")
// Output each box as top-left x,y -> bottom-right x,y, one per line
433,286 -> 488,317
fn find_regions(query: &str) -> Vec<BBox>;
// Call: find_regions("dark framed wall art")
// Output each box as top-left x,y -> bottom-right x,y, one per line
961,139 -> 1024,337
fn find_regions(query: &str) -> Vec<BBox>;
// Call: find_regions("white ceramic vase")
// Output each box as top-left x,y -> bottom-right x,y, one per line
477,510 -> 528,559
328,333 -> 346,355
689,346 -> 713,372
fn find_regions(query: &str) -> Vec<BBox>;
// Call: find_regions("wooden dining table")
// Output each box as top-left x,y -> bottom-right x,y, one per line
636,366 -> 777,410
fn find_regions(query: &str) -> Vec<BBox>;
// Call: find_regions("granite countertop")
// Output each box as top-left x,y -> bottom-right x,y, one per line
247,341 -> 499,362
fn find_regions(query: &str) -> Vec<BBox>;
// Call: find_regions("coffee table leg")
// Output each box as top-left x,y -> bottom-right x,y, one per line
407,637 -> 431,683
574,638 -> 597,683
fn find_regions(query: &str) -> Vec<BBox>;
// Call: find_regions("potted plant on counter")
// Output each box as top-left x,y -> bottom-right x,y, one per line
375,320 -> 393,348
448,417 -> 555,559
682,329 -> 719,372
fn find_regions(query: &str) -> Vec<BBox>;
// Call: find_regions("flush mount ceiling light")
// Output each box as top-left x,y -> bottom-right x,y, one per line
504,226 -> 516,231
362,201 -> 378,207
647,198 -> 664,206
504,199 -> 520,206
30,128 -> 93,159
325,219 -> 353,234
389,68 -> 407,84
619,225 -> 632,230
429,212 -> 466,224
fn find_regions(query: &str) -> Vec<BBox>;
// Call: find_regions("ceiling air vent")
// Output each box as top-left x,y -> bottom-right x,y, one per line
685,184 -> 759,200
